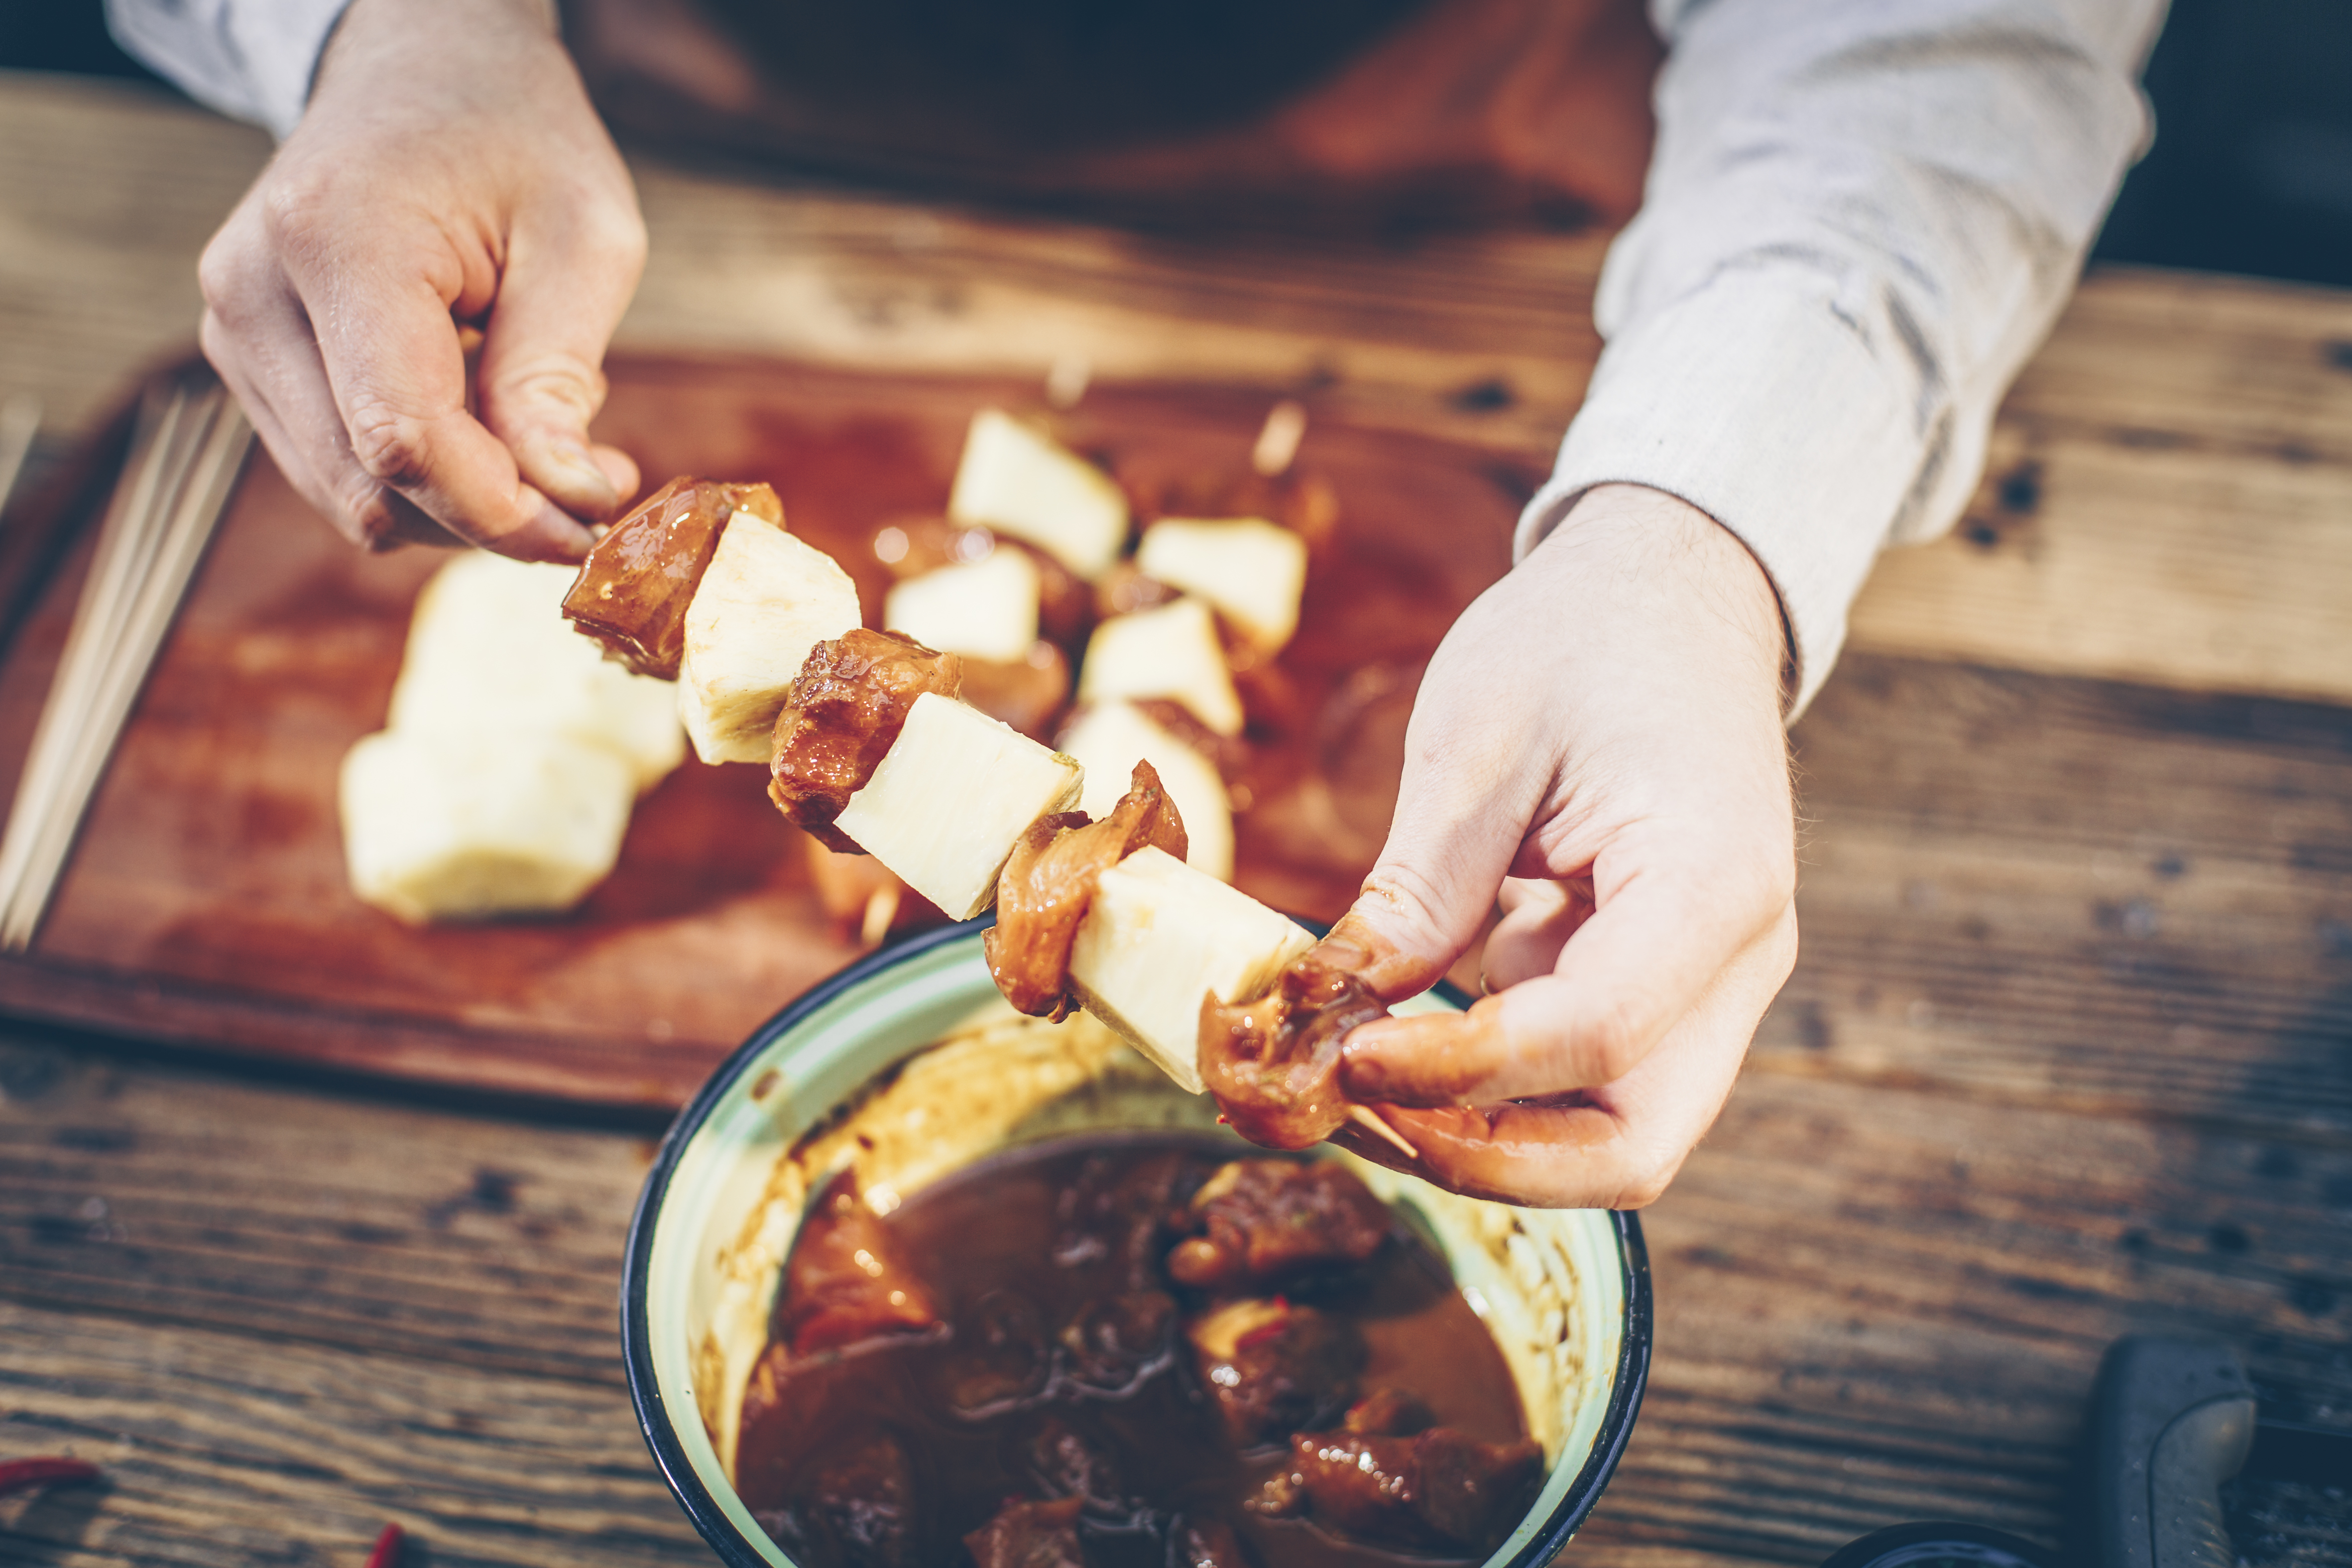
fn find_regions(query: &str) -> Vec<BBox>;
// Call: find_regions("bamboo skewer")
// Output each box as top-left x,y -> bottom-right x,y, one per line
0,373 -> 252,952
1348,1103 -> 1419,1160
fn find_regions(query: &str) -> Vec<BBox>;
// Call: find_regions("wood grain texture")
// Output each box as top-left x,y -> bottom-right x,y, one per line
0,1300 -> 710,1566
4,74 -> 2350,712
1766,655 -> 2352,1141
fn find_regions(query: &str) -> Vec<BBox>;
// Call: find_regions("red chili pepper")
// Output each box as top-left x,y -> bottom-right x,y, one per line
364,1523 -> 405,1568
0,1456 -> 103,1497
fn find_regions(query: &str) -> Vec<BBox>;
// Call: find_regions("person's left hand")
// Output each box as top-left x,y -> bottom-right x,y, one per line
1316,483 -> 1800,1208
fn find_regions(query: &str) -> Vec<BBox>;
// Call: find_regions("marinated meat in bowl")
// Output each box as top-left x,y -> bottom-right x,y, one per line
622,925 -> 1648,1568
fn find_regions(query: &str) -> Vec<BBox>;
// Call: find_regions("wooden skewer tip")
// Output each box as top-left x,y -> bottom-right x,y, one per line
1348,1104 -> 1418,1160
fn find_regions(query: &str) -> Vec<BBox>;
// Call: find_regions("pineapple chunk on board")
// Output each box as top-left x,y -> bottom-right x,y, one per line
340,728 -> 635,925
947,409 -> 1128,580
678,509 -> 862,764
1136,517 -> 1308,653
1066,845 -> 1315,1094
833,692 -> 1084,921
389,551 -> 685,795
1060,701 -> 1234,882
1078,598 -> 1243,737
883,547 -> 1040,663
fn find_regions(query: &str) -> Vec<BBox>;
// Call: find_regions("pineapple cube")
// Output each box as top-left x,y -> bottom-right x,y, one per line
832,692 -> 1083,921
1077,598 -> 1242,736
947,409 -> 1128,579
1060,701 -> 1233,882
1066,845 -> 1314,1093
340,728 -> 635,924
883,548 -> 1040,663
389,550 -> 685,795
678,510 -> 861,764
1136,517 -> 1308,652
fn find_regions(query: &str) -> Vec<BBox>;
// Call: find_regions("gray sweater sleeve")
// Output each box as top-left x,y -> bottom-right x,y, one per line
1518,0 -> 2167,713
105,0 -> 355,138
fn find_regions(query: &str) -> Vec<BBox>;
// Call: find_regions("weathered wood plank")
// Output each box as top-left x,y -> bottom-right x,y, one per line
1575,1070 -> 2352,1564
1772,655 -> 2352,1139
0,1033 -> 655,1387
0,1298 -> 709,1567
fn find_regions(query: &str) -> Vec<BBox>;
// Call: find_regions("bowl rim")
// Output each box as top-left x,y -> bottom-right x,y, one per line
621,917 -> 1653,1568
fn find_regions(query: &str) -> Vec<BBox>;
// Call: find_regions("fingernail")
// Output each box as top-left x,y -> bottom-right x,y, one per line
523,436 -> 620,518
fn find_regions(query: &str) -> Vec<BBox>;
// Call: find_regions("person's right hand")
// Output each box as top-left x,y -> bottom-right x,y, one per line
198,0 -> 646,560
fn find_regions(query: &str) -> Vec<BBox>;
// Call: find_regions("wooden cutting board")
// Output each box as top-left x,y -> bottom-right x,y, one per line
0,354 -> 1535,1106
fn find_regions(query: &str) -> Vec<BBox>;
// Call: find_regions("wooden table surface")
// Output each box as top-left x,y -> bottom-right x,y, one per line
3,71 -> 2349,1568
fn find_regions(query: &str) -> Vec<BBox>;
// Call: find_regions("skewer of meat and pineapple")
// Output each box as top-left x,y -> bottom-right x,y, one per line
338,410 -> 1412,1159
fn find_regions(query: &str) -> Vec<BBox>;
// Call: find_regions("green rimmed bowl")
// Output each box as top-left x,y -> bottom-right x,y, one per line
622,919 -> 1650,1566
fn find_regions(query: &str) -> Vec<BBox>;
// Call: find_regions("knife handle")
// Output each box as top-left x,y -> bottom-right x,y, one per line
2086,1335 -> 2256,1568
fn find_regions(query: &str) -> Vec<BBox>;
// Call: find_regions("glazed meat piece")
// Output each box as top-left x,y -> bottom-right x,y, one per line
776,1171 -> 941,1357
986,761 -> 1188,1017
769,629 -> 963,852
1058,1290 -> 1176,1393
563,477 -> 782,678
1256,1428 -> 1540,1552
754,1428 -> 921,1568
1198,953 -> 1390,1151
1024,1416 -> 1125,1511
1184,1297 -> 1363,1446
964,1496 -> 1086,1568
1165,1158 -> 1391,1291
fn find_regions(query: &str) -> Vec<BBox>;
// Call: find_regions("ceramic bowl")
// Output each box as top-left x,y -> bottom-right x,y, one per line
622,920 -> 1650,1567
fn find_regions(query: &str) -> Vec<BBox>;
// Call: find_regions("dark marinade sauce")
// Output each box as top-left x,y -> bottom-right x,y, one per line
736,1133 -> 1535,1568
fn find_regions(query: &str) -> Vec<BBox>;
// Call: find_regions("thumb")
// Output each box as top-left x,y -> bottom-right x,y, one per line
1317,704 -> 1545,1002
473,200 -> 645,530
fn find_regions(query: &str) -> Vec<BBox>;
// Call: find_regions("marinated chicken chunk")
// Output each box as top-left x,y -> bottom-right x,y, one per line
1198,953 -> 1390,1151
753,1428 -> 921,1568
777,1170 -> 941,1357
1257,1427 -> 1541,1553
963,1496 -> 1086,1568
769,629 -> 963,852
562,477 -> 781,679
986,761 -> 1188,1017
1184,1297 -> 1363,1446
1165,1159 -> 1391,1291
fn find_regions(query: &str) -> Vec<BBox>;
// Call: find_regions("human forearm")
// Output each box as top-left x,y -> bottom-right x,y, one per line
1530,0 -> 2167,714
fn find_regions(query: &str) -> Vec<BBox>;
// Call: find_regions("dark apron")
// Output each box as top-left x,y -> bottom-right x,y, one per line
563,0 -> 1659,231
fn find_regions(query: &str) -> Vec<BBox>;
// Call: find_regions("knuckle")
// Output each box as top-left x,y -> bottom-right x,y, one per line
484,356 -> 606,428
331,471 -> 405,550
258,164 -> 345,254
346,405 -> 434,491
195,237 -> 254,320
